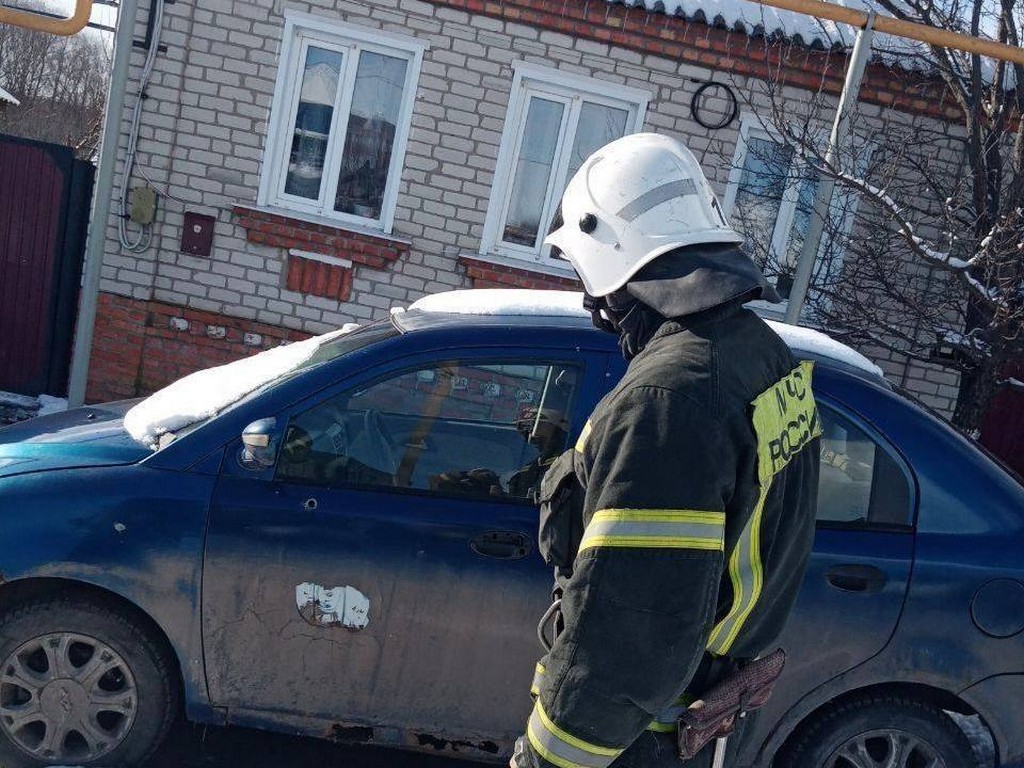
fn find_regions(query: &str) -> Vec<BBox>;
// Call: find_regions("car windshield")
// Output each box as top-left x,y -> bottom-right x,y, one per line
126,321 -> 399,450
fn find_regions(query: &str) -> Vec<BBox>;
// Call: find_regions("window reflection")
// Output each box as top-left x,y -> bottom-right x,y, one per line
568,102 -> 629,180
334,51 -> 408,220
276,361 -> 580,502
503,98 -> 565,247
285,46 -> 343,200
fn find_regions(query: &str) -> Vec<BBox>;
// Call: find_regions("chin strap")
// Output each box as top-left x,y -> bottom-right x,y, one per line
583,291 -> 619,335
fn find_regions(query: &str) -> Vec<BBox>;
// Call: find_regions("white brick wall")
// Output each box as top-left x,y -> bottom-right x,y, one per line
97,0 -> 964,415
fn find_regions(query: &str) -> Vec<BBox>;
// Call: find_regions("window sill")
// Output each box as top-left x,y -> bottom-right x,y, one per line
233,205 -> 410,269
460,253 -> 582,291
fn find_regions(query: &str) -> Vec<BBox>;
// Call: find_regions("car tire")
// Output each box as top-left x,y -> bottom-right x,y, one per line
0,592 -> 179,767
781,694 -> 977,768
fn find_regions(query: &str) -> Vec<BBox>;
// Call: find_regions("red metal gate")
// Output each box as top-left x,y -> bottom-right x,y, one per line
0,135 -> 94,396
980,360 -> 1024,479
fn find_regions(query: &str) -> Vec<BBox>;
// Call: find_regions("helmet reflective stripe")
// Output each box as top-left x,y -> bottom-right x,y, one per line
617,179 -> 697,221
544,133 -> 743,297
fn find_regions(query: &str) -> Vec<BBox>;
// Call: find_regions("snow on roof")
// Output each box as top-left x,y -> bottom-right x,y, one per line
125,325 -> 357,450
409,289 -> 884,377
612,0 -> 974,73
763,319 -> 883,377
0,86 -> 20,106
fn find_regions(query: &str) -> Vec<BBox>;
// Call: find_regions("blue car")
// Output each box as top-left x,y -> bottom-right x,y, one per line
0,290 -> 1021,768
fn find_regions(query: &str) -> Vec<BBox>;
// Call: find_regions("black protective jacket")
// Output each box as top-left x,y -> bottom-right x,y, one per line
520,300 -> 821,768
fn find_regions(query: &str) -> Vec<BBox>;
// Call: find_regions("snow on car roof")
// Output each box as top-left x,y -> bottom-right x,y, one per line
409,289 -> 884,378
124,325 -> 358,450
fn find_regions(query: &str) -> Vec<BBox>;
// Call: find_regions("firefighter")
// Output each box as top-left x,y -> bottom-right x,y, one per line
513,133 -> 821,768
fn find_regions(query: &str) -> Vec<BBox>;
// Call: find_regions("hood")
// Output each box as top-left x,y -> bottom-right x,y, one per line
624,242 -> 782,317
0,401 -> 150,478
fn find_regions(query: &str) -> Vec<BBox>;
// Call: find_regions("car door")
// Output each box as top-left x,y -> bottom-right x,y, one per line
201,345 -> 608,743
752,397 -> 916,730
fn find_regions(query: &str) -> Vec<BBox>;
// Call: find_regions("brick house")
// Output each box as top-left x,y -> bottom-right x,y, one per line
86,0 -> 965,415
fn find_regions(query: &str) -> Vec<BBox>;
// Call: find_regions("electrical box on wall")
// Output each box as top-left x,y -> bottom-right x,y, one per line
181,212 -> 216,256
130,187 -> 157,224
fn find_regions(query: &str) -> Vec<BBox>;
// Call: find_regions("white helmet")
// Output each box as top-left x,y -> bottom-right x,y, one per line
545,133 -> 743,297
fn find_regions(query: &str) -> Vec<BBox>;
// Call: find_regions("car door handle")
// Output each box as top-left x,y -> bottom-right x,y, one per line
470,531 -> 532,560
826,564 -> 887,593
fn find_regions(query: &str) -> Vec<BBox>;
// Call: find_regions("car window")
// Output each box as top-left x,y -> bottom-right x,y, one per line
817,405 -> 911,527
275,360 -> 580,501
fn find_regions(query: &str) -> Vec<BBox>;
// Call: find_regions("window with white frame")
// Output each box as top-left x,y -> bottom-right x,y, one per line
258,13 -> 425,232
723,117 -> 863,303
481,65 -> 650,267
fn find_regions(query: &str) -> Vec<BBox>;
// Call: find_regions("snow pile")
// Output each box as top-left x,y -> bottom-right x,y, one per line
410,288 -> 588,316
410,289 -> 885,378
0,392 -> 68,425
124,328 -> 354,450
37,395 -> 69,416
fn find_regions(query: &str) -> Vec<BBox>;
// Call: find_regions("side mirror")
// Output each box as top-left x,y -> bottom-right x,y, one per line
239,418 -> 279,470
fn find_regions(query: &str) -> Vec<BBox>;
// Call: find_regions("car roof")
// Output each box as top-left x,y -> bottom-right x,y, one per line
398,289 -> 890,387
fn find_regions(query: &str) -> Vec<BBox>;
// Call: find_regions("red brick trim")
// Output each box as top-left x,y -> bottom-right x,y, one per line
87,292 -> 311,402
460,255 -> 582,290
232,205 -> 409,269
427,0 -> 960,122
286,253 -> 354,302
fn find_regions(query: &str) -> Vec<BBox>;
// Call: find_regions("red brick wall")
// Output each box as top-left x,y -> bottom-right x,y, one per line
87,292 -> 310,403
428,0 -> 962,122
286,253 -> 354,302
232,206 -> 409,269
461,256 -> 582,290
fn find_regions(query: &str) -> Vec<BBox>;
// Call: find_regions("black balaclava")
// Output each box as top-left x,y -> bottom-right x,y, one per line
585,288 -> 665,362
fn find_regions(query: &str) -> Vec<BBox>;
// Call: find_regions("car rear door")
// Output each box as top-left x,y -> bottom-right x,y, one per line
745,396 -> 916,748
201,344 -> 609,746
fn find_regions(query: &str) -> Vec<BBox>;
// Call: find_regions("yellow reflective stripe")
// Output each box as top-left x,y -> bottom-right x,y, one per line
591,509 -> 726,525
580,536 -> 724,551
527,700 -> 623,768
574,420 -> 592,453
646,694 -> 696,732
646,721 -> 676,733
530,662 -> 546,696
579,509 -> 725,553
706,484 -> 768,655
707,362 -> 821,656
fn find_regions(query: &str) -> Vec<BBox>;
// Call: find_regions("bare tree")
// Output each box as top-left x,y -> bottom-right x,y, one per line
722,0 -> 1024,434
0,23 -> 110,156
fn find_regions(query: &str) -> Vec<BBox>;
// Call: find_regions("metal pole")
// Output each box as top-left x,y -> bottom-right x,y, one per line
0,0 -> 93,36
67,0 -> 138,406
783,11 -> 876,325
752,0 -> 1024,65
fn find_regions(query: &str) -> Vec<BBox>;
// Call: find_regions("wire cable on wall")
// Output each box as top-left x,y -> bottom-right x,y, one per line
118,0 -> 165,253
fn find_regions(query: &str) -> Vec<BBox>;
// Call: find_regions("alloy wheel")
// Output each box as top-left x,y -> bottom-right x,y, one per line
825,728 -> 946,768
0,631 -> 137,763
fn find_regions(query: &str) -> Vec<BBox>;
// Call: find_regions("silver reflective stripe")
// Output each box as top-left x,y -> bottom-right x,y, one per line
706,484 -> 767,655
616,179 -> 697,221
579,509 -> 725,552
527,701 -> 623,768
